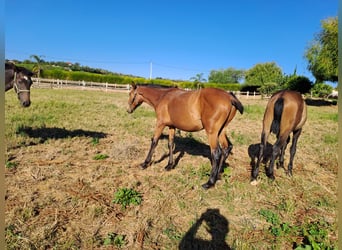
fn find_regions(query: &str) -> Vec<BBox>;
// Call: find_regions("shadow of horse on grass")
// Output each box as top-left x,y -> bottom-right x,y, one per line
154,134 -> 219,169
17,126 -> 107,143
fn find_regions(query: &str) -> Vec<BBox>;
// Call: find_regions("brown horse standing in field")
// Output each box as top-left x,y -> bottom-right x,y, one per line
5,62 -> 34,107
251,90 -> 307,184
127,83 -> 244,189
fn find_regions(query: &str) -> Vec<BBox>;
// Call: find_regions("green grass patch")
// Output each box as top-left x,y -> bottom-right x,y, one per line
323,133 -> 338,144
112,187 -> 142,209
5,161 -> 18,170
93,154 -> 109,160
103,232 -> 126,248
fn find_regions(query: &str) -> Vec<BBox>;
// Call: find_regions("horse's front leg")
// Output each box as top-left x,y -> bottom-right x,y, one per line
140,125 -> 164,169
165,127 -> 175,171
287,129 -> 302,176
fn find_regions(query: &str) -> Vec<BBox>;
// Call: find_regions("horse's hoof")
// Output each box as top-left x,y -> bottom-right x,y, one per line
267,175 -> 275,181
164,165 -> 173,171
202,182 -> 213,189
250,179 -> 259,186
140,163 -> 149,169
286,170 -> 293,177
266,170 -> 275,180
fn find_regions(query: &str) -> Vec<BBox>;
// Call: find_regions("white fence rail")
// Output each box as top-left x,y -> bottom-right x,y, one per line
32,77 -> 261,98
32,77 -> 130,92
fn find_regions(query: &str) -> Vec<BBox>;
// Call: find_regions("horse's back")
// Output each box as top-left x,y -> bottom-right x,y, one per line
157,88 -> 204,131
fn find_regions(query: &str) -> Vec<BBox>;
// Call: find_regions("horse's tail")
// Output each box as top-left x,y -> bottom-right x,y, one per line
271,97 -> 284,136
230,92 -> 244,114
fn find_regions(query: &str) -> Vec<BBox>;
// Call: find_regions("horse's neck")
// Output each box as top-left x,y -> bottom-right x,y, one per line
140,87 -> 170,108
5,70 -> 15,91
5,77 -> 14,91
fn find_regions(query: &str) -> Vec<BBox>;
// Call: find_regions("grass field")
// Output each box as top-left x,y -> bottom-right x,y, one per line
5,88 -> 338,249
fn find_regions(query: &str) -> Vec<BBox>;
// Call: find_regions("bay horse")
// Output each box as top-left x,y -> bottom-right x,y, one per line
5,62 -> 34,107
127,83 -> 244,189
251,90 -> 307,184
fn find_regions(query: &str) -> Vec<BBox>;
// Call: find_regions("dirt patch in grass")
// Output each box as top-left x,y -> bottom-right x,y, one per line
5,89 -> 337,249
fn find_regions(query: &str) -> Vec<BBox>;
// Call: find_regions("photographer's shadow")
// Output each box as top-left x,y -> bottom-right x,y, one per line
179,208 -> 231,250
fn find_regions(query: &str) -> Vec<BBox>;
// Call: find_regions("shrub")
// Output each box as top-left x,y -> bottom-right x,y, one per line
240,84 -> 261,92
310,82 -> 333,98
286,76 -> 312,94
258,82 -> 280,96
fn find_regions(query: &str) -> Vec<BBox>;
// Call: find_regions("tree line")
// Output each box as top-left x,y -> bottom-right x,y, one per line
205,16 -> 337,97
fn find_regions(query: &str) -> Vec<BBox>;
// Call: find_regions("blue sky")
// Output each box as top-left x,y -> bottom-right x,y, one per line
5,0 -> 338,82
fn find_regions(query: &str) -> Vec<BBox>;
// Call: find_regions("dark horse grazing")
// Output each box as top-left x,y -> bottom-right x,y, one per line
127,83 -> 243,189
5,62 -> 34,107
251,90 -> 307,185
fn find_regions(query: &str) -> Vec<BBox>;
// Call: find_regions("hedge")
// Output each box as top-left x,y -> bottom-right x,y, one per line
19,64 -> 243,90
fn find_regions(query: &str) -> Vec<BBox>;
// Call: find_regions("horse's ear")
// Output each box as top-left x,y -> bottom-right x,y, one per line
131,81 -> 136,89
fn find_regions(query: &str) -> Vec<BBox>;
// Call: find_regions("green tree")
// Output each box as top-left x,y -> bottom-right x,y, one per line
304,16 -> 338,83
310,83 -> 333,98
30,54 -> 45,81
258,82 -> 280,97
208,67 -> 245,83
190,73 -> 206,88
245,62 -> 283,86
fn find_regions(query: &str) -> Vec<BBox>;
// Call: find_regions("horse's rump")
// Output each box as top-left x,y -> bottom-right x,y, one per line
271,97 -> 284,136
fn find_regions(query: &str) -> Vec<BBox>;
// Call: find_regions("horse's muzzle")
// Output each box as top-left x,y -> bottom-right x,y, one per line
21,100 -> 31,107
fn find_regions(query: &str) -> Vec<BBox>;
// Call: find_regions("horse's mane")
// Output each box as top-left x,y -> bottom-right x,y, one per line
136,83 -> 178,89
5,62 -> 34,76
16,66 -> 34,76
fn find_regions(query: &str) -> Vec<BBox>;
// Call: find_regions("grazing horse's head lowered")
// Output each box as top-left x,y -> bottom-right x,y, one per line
251,90 -> 307,185
5,62 -> 34,107
127,83 -> 244,189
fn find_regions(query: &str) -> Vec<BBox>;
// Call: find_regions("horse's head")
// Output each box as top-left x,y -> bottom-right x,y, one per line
6,63 -> 34,107
15,67 -> 34,107
127,83 -> 143,113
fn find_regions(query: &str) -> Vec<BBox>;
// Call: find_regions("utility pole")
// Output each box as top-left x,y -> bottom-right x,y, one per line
149,61 -> 152,79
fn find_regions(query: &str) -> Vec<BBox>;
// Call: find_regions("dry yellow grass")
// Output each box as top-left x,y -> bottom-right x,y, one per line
5,88 -> 337,249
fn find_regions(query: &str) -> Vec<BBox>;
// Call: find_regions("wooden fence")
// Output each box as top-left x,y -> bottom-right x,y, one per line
32,78 -> 130,92
32,77 -> 261,98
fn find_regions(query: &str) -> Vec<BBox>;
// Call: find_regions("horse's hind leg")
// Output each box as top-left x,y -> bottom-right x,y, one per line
202,133 -> 222,189
218,133 -> 233,173
267,133 -> 289,180
277,136 -> 290,169
165,127 -> 175,171
203,146 -> 222,189
287,128 -> 302,176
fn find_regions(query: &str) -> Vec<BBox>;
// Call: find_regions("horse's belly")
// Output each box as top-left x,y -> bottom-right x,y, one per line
169,113 -> 203,132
